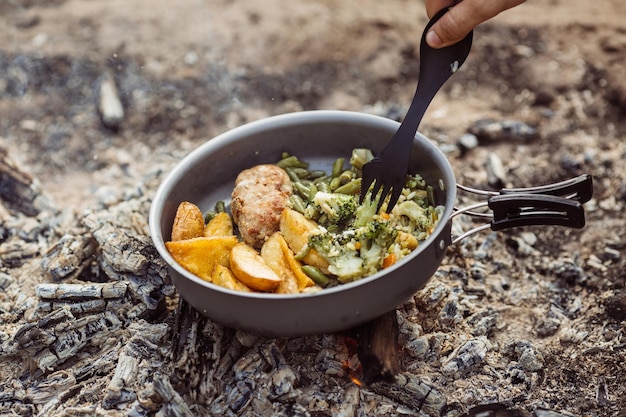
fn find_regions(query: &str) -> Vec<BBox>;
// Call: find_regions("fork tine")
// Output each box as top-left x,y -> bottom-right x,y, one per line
370,180 -> 383,205
360,170 -> 374,204
376,182 -> 393,213
386,186 -> 403,213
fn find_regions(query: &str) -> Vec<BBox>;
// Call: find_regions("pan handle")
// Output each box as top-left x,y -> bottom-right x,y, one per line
499,174 -> 593,203
451,174 -> 593,243
489,194 -> 585,231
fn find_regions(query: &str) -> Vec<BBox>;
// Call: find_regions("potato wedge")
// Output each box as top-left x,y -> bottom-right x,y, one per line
279,208 -> 329,272
204,212 -> 234,237
171,201 -> 205,241
211,264 -> 252,292
165,236 -> 238,281
230,242 -> 282,292
275,232 -> 315,290
261,233 -> 299,294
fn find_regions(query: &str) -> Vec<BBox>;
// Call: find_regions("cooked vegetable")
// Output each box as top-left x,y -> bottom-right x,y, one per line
229,242 -> 283,292
165,236 -> 238,281
307,219 -> 398,282
301,265 -> 330,287
279,208 -> 329,272
166,148 -> 441,295
275,231 -> 316,290
204,211 -> 234,237
261,233 -> 300,294
308,230 -> 363,282
348,148 -> 375,170
171,201 -> 205,241
357,220 -> 398,276
211,264 -> 252,292
304,191 -> 357,228
276,151 -> 441,284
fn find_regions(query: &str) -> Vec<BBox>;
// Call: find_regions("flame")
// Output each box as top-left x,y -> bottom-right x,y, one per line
341,336 -> 364,386
349,373 -> 363,386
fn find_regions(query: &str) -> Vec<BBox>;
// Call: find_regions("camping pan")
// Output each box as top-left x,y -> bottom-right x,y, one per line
149,110 -> 592,337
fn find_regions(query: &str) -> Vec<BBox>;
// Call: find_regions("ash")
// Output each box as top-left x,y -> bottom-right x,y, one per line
1,1 -> 626,416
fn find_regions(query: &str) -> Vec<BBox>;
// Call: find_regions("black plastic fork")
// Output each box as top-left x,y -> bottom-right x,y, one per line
360,8 -> 473,212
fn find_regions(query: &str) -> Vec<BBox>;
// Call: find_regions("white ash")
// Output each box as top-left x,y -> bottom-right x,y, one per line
0,131 -> 624,417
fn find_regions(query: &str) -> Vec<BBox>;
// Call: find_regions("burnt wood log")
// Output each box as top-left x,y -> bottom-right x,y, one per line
0,146 -> 53,216
354,310 -> 400,385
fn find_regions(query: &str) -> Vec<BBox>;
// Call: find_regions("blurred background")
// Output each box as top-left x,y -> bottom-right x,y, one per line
1,0 -> 624,210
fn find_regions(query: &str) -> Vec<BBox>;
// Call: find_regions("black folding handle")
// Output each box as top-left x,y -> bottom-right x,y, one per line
499,174 -> 593,203
488,194 -> 585,231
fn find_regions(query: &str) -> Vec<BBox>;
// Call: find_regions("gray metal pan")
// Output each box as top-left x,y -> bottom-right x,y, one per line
149,110 -> 591,337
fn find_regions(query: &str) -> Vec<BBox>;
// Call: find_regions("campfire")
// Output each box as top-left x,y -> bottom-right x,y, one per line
1,0 -> 625,414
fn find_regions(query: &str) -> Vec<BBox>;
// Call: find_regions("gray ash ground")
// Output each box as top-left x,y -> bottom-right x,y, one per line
1,0 -> 625,416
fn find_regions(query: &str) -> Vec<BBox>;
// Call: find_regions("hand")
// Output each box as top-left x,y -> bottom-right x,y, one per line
425,0 -> 526,48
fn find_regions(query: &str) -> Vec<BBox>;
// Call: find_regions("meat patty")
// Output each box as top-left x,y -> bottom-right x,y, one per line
231,164 -> 293,248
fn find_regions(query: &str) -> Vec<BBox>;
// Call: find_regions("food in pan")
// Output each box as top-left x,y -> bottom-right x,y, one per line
165,149 -> 442,293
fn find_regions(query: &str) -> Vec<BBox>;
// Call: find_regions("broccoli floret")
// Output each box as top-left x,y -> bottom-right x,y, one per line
360,221 -> 398,247
393,200 -> 431,229
308,230 -> 363,282
354,192 -> 378,228
404,174 -> 426,190
308,214 -> 399,281
357,221 -> 398,272
311,191 -> 357,227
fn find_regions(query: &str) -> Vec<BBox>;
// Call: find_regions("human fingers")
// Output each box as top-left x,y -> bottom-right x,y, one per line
425,0 -> 526,48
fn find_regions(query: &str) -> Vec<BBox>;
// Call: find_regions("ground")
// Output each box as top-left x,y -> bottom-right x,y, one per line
0,0 -> 625,416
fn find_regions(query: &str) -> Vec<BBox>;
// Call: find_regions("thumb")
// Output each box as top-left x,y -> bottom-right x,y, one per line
425,5 -> 477,48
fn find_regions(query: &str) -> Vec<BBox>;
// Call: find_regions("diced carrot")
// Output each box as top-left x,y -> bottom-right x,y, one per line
383,253 -> 396,268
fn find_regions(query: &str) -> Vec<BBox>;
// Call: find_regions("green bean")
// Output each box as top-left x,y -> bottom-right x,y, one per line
215,201 -> 227,213
289,194 -> 307,214
329,176 -> 341,191
293,182 -> 311,198
285,167 -> 302,183
315,179 -> 331,193
294,245 -> 310,261
204,211 -> 217,223
301,265 -> 330,287
203,202 -> 226,223
305,170 -> 327,180
339,170 -> 355,185
331,157 -> 345,178
277,155 -> 309,169
334,178 -> 361,195
308,183 -> 318,201
288,167 -> 311,179
313,175 -> 329,184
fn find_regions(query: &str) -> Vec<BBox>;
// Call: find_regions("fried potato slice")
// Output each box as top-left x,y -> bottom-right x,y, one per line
279,208 -> 329,272
165,236 -> 238,281
230,242 -> 282,292
211,264 -> 252,292
171,201 -> 205,241
261,233 -> 299,294
204,212 -> 234,237
275,232 -> 315,290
